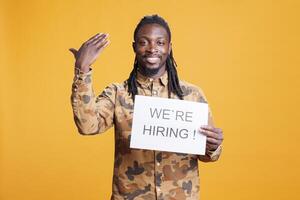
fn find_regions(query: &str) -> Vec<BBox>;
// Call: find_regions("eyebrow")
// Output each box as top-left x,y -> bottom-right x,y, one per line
138,36 -> 167,40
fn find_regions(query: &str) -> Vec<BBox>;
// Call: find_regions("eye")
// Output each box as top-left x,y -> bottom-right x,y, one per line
138,40 -> 147,46
157,40 -> 165,46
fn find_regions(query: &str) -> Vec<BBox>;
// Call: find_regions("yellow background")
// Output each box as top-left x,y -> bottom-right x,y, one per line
1,0 -> 300,199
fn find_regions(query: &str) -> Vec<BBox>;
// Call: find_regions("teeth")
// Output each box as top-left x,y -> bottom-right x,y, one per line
146,57 -> 159,63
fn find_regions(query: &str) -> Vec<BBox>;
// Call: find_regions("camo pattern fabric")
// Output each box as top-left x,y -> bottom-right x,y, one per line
71,68 -> 222,200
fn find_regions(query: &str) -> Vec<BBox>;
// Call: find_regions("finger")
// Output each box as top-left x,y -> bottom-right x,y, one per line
69,48 -> 78,58
89,33 -> 107,45
94,34 -> 109,47
206,143 -> 219,151
85,33 -> 106,46
199,129 -> 219,139
200,130 -> 223,141
85,34 -> 101,46
96,38 -> 110,50
93,40 -> 110,58
92,33 -> 109,45
207,139 -> 222,147
199,126 -> 223,136
86,33 -> 101,44
200,125 -> 221,133
206,137 -> 220,145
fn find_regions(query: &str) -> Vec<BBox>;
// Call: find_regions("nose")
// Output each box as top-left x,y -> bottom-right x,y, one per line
146,42 -> 158,53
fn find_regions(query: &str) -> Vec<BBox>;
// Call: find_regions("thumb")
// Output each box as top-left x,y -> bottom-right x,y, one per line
69,48 -> 78,58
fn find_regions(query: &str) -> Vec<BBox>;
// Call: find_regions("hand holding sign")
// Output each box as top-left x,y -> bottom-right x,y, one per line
199,125 -> 223,151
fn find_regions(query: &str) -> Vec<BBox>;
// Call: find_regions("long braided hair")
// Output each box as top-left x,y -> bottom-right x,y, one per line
127,14 -> 184,100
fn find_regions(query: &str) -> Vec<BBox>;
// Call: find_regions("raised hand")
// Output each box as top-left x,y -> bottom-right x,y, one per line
69,33 -> 110,72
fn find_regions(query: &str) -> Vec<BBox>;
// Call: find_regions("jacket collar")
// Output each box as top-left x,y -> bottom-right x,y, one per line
136,70 -> 168,87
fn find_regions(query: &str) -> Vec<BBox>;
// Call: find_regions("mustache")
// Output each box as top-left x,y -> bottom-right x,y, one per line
143,54 -> 161,58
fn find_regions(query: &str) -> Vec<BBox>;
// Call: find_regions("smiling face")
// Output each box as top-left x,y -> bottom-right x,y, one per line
133,23 -> 171,78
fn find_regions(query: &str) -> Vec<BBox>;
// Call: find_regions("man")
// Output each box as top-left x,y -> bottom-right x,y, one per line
70,15 -> 223,200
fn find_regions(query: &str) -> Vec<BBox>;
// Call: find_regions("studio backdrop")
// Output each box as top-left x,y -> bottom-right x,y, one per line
1,0 -> 299,200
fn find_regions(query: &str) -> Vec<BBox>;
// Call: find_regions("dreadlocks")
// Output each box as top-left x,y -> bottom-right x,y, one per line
127,14 -> 184,100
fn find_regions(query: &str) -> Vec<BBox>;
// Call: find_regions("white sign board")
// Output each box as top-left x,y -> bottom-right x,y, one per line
130,95 -> 208,155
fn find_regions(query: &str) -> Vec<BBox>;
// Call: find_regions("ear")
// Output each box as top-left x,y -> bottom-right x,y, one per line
132,42 -> 136,53
168,42 -> 172,55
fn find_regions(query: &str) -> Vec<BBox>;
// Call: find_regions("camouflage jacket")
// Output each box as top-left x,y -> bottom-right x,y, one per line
71,68 -> 222,200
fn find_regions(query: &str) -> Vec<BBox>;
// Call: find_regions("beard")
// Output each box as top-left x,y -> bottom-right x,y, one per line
138,65 -> 162,77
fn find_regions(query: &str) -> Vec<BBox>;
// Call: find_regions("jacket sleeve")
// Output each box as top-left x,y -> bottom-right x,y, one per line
196,87 -> 222,162
70,68 -> 115,135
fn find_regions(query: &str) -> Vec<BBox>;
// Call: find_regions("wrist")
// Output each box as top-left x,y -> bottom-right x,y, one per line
74,66 -> 92,76
75,66 -> 90,73
207,145 -> 222,161
79,67 -> 90,73
75,62 -> 90,72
